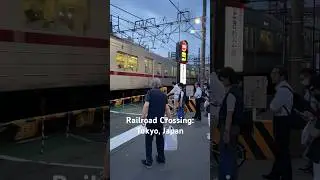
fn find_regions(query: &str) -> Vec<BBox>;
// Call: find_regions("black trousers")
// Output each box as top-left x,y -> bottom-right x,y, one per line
145,125 -> 165,163
271,116 -> 292,180
195,98 -> 201,119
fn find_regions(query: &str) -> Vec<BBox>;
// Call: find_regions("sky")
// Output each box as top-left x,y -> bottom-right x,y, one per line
247,0 -> 320,9
110,0 -> 210,63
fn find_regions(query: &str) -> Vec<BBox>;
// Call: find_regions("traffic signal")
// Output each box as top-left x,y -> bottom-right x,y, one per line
176,40 -> 188,64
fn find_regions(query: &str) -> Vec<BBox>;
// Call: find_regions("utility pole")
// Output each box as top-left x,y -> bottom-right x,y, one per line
289,0 -> 304,90
312,0 -> 316,69
282,0 -> 288,66
200,0 -> 207,87
177,7 -> 182,84
198,47 -> 201,81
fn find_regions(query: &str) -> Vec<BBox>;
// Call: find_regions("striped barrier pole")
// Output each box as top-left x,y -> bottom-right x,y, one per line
66,112 -> 70,138
207,113 -> 210,140
40,117 -> 45,154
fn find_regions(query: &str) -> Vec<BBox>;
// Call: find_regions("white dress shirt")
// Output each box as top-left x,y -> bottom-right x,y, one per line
270,80 -> 293,117
194,87 -> 202,99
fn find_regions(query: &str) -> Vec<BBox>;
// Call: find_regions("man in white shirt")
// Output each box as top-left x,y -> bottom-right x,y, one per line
210,72 -> 225,123
193,82 -> 202,121
167,82 -> 181,115
263,66 -> 293,180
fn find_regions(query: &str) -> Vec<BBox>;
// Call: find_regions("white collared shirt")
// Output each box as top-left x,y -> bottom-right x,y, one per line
194,87 -> 202,99
270,80 -> 293,116
169,84 -> 181,96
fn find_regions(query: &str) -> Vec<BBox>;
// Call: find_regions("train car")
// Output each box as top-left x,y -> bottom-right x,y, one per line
242,8 -> 283,73
0,0 -> 108,122
110,35 -> 197,98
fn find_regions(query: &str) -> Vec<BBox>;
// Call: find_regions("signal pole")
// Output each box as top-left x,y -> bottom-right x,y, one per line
289,0 -> 304,90
198,47 -> 201,81
200,0 -> 207,87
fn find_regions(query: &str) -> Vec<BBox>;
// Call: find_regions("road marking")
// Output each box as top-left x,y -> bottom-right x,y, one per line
110,125 -> 145,151
69,134 -> 93,143
110,110 -> 142,116
0,155 -> 103,169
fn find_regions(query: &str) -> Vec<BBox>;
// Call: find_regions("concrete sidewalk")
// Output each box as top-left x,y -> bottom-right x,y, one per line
110,113 -> 210,180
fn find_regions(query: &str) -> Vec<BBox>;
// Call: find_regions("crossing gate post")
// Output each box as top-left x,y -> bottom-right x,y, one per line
40,116 -> 45,154
66,112 -> 70,138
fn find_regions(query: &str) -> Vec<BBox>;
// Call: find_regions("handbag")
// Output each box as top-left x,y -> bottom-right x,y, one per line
164,126 -> 178,151
177,106 -> 184,119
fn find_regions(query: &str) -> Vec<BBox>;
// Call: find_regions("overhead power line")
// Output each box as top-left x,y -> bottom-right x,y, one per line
110,3 -> 206,56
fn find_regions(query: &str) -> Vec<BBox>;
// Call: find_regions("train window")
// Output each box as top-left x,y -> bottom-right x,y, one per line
191,69 -> 196,78
127,55 -> 138,72
249,27 -> 254,49
23,0 -> 89,35
244,27 -> 249,49
156,63 -> 162,76
260,30 -> 273,51
116,52 -> 126,69
115,52 -> 138,71
144,58 -> 153,74
164,69 -> 168,76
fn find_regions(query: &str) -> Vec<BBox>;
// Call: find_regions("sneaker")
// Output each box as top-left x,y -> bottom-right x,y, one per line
156,155 -> 165,164
141,160 -> 152,168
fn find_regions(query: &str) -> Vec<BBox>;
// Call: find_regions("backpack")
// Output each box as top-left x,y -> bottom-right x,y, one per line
219,85 -> 253,135
280,86 -> 314,130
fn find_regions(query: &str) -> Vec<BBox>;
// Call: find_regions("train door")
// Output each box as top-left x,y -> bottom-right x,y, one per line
144,57 -> 153,88
156,62 -> 162,78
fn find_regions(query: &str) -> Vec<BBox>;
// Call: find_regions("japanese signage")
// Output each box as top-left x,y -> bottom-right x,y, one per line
186,85 -> 194,97
224,6 -> 244,72
176,40 -> 188,64
243,76 -> 267,108
180,64 -> 187,84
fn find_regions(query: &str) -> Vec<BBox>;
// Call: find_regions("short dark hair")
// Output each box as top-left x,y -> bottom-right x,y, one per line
172,82 -> 176,85
274,65 -> 288,80
218,67 -> 238,84
300,68 -> 315,77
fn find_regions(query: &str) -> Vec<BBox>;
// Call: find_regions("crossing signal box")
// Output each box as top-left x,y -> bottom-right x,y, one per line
176,40 -> 188,64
